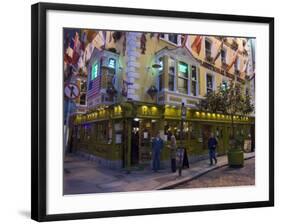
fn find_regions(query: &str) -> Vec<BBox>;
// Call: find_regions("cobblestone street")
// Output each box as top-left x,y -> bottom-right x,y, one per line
174,157 -> 255,189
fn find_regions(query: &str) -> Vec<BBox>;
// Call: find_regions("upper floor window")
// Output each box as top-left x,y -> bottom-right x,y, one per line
107,58 -> 116,77
206,74 -> 214,94
178,62 -> 189,94
168,58 -> 175,91
191,65 -> 198,96
222,79 -> 228,91
234,57 -> 240,74
158,57 -> 164,91
159,34 -> 179,45
168,34 -> 178,44
205,39 -> 212,59
108,58 -> 116,69
221,48 -> 226,64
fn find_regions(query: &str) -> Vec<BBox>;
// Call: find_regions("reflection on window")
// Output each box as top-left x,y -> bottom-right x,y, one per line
222,80 -> 228,91
191,65 -> 198,96
168,34 -> 178,44
221,48 -> 226,64
80,93 -> 86,105
205,39 -> 212,59
158,57 -> 164,91
206,74 -> 213,94
178,62 -> 189,94
168,58 -> 175,91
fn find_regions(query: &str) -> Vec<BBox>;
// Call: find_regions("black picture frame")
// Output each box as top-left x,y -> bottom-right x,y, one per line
31,2 -> 274,222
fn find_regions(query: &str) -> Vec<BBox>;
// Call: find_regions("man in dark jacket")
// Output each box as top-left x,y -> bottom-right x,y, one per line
208,132 -> 218,165
152,132 -> 164,172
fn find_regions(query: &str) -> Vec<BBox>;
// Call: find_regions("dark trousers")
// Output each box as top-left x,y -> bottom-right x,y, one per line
182,149 -> 189,168
209,148 -> 217,164
171,158 -> 176,172
152,151 -> 160,171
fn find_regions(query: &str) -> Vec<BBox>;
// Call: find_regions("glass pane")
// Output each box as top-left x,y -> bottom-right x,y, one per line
207,75 -> 213,89
178,77 -> 188,94
169,75 -> 174,91
191,81 -> 197,96
168,34 -> 178,44
169,58 -> 175,74
191,65 -> 197,81
178,62 -> 188,78
158,74 -> 162,91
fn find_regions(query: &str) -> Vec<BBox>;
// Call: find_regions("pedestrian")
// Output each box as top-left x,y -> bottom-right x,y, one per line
167,135 -> 177,173
152,132 -> 164,172
208,132 -> 218,165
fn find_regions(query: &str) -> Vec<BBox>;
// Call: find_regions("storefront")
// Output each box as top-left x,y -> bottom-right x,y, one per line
69,102 -> 254,169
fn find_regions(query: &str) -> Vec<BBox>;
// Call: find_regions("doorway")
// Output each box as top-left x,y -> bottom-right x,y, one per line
131,120 -> 140,165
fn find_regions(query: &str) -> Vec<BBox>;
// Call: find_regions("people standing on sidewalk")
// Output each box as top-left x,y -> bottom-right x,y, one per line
208,132 -> 218,165
167,135 -> 177,173
152,132 -> 164,172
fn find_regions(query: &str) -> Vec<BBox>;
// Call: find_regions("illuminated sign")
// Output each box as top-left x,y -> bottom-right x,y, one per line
108,58 -> 116,69
91,63 -> 98,80
178,62 -> 188,74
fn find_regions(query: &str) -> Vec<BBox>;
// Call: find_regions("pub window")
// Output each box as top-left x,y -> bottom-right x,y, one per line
80,80 -> 87,92
168,58 -> 175,91
168,34 -> 178,44
205,39 -> 212,59
234,57 -> 240,73
178,62 -> 189,94
191,65 -> 198,96
79,93 -> 86,105
206,74 -> 214,94
222,79 -> 228,91
159,33 -> 165,39
221,48 -> 226,64
107,58 -> 116,89
158,57 -> 164,91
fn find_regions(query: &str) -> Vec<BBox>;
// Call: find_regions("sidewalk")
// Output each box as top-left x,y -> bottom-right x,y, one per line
64,152 -> 255,194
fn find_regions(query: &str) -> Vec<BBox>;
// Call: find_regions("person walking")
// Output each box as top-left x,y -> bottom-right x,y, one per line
208,132 -> 218,165
168,135 -> 177,173
152,132 -> 164,172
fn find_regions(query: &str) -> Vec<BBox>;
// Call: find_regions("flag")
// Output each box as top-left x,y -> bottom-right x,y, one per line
213,41 -> 224,63
87,76 -> 101,97
226,50 -> 239,72
191,36 -> 202,55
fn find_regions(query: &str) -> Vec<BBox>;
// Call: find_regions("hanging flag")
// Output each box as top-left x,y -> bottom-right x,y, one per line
191,36 -> 202,55
213,41 -> 224,63
226,50 -> 239,72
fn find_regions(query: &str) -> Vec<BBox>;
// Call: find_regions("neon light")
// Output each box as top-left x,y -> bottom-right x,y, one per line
91,63 -> 98,80
108,58 -> 116,69
178,63 -> 188,73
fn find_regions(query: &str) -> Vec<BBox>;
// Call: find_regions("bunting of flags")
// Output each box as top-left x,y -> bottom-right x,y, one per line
191,36 -> 203,55
213,41 -> 224,63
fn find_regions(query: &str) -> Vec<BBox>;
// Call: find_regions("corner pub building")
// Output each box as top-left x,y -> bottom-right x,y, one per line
65,30 -> 255,170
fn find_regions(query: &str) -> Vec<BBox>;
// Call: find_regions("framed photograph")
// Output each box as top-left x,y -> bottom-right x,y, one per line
31,2 -> 274,222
